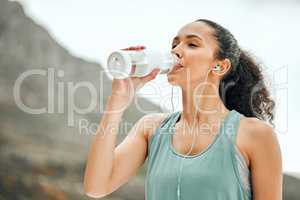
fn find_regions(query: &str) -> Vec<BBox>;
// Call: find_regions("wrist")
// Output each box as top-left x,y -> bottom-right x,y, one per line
109,94 -> 130,101
106,95 -> 131,113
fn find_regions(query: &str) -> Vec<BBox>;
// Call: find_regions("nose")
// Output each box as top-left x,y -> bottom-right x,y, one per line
171,46 -> 183,60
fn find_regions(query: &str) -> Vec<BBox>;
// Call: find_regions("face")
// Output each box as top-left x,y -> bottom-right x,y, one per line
167,21 -> 220,89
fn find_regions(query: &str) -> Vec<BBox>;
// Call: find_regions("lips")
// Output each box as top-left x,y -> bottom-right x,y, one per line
169,63 -> 184,74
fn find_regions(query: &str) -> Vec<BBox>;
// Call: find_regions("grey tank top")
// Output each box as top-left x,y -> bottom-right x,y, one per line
145,109 -> 252,200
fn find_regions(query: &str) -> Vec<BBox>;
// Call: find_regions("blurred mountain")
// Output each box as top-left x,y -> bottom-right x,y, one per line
0,0 -> 299,199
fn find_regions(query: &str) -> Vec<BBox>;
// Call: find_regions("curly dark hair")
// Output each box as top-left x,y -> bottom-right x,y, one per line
195,19 -> 275,126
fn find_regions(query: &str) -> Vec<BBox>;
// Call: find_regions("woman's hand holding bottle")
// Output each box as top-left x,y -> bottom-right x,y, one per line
108,45 -> 160,113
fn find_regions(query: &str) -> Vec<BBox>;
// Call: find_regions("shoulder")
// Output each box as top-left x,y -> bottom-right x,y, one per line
238,116 -> 282,198
240,116 -> 276,144
138,112 -> 171,142
238,116 -> 281,161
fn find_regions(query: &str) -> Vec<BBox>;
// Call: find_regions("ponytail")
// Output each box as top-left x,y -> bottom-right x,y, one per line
219,50 -> 275,126
195,19 -> 275,126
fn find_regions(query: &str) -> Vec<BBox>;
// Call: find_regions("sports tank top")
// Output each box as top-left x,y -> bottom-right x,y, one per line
145,109 -> 252,200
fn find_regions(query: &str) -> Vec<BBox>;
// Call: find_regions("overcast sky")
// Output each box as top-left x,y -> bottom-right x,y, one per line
16,0 -> 300,174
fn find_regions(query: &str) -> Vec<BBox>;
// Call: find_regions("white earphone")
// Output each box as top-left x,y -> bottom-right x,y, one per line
212,64 -> 222,72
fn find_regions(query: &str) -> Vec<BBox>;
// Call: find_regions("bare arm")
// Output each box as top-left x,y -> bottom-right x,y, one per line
84,97 -> 166,198
105,112 -> 167,195
246,120 -> 283,200
83,95 -> 126,198
83,45 -> 161,198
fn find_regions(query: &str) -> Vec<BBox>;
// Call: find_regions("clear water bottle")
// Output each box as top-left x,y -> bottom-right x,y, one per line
107,49 -> 177,79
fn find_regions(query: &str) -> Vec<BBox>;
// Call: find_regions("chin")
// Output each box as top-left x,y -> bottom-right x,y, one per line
167,77 -> 182,87
168,81 -> 179,86
167,74 -> 178,85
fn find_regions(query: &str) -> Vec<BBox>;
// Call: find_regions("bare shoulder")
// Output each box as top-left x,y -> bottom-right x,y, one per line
238,116 -> 280,159
138,112 -> 170,142
240,116 -> 276,142
238,116 -> 282,198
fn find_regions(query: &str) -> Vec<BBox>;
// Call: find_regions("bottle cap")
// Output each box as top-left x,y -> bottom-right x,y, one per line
107,50 -> 132,79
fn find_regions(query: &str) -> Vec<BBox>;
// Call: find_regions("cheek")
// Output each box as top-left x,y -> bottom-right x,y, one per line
167,48 -> 214,85
184,50 -> 213,77
186,62 -> 211,80
185,48 -> 213,67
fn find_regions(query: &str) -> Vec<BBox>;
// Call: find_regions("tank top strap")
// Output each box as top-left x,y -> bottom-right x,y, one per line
158,111 -> 181,133
222,109 -> 242,145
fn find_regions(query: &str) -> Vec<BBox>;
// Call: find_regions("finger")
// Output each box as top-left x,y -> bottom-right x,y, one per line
140,68 -> 160,82
137,45 -> 145,51
125,47 -> 133,50
121,47 -> 133,51
121,45 -> 145,51
151,68 -> 161,74
129,65 -> 136,75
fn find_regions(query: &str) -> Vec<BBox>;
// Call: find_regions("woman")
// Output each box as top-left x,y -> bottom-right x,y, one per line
83,19 -> 282,199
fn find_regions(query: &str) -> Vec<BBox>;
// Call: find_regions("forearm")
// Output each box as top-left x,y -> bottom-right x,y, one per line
83,95 -> 127,196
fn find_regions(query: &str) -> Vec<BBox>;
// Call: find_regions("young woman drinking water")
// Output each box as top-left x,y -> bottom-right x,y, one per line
83,19 -> 282,200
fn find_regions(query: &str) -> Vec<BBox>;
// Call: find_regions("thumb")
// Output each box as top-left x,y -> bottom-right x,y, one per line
140,68 -> 160,83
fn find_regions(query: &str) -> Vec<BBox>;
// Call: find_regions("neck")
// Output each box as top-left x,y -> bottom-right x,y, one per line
180,80 -> 229,126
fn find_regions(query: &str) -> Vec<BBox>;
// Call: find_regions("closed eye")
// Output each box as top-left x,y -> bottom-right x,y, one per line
171,43 -> 199,49
188,43 -> 198,47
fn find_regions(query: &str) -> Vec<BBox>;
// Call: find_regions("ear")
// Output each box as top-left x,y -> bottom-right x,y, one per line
213,58 -> 231,76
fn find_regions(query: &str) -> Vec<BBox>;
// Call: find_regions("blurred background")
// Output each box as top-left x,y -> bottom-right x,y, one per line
0,0 -> 299,199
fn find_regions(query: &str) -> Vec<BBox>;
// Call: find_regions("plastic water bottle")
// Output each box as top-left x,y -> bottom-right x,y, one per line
107,49 -> 177,79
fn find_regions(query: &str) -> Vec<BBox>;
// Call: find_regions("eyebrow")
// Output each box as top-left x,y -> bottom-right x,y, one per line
172,34 -> 203,42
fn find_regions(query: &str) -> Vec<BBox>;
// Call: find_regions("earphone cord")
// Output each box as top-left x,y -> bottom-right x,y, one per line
173,68 -> 212,200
